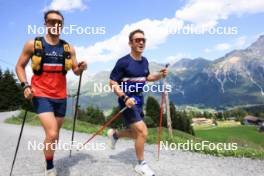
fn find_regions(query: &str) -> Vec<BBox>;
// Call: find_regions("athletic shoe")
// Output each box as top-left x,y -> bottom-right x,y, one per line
135,161 -> 155,176
45,168 -> 57,176
107,128 -> 117,149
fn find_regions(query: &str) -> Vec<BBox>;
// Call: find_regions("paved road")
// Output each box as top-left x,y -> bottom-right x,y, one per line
0,111 -> 263,176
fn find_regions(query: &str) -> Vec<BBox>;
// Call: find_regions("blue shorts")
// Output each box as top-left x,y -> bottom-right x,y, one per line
118,95 -> 144,126
32,97 -> 67,117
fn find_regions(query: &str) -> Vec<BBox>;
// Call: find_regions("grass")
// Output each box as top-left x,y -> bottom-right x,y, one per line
5,111 -> 108,136
5,111 -> 264,160
195,124 -> 264,149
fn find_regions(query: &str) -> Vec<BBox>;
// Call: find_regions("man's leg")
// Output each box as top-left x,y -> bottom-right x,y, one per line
116,128 -> 136,139
129,121 -> 147,161
131,121 -> 155,175
113,120 -> 147,161
55,117 -> 64,141
108,127 -> 137,149
38,112 -> 59,170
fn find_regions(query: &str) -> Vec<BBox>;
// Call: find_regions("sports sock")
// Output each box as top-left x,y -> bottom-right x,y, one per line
113,132 -> 119,140
46,155 -> 54,170
138,160 -> 145,165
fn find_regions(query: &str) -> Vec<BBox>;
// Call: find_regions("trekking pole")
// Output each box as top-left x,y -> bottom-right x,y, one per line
157,63 -> 169,161
70,71 -> 83,157
82,106 -> 127,146
10,102 -> 30,176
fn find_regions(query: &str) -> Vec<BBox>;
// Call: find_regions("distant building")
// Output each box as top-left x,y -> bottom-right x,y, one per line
192,118 -> 213,126
243,115 -> 263,125
226,116 -> 236,120
259,122 -> 264,133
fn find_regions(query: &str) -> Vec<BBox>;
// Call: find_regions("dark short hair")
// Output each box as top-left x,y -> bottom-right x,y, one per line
129,29 -> 144,41
44,10 -> 64,22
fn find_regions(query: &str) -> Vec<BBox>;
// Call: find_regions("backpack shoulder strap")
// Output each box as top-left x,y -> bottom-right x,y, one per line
60,39 -> 72,74
31,37 -> 44,75
34,37 -> 43,51
61,40 -> 71,54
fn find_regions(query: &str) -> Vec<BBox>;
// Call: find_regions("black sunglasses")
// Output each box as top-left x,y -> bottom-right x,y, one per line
46,19 -> 63,26
132,38 -> 146,43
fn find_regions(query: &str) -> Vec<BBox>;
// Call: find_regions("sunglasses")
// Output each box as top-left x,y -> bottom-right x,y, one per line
46,19 -> 63,26
132,38 -> 146,43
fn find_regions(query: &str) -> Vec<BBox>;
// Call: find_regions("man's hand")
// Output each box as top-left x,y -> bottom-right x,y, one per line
160,68 -> 168,77
24,87 -> 33,100
78,61 -> 87,71
125,97 -> 136,108
147,68 -> 169,81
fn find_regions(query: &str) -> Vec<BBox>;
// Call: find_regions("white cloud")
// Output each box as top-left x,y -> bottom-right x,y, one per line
204,36 -> 247,53
176,0 -> 264,28
204,48 -> 211,53
75,18 -> 183,63
162,53 -> 192,64
44,0 -> 87,11
214,43 -> 231,51
235,36 -> 246,48
74,0 -> 263,64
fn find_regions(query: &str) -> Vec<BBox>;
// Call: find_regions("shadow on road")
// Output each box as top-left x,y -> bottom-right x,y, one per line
55,152 -> 94,176
109,148 -> 136,165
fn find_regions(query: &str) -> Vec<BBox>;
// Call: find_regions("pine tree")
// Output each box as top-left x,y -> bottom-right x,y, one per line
80,106 -> 105,124
171,109 -> 195,135
0,67 -> 3,110
0,69 -> 24,111
0,68 -> 2,79
170,102 -> 176,128
146,96 -> 160,127
107,106 -> 125,129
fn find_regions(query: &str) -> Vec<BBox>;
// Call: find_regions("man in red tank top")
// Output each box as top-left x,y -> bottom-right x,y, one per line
16,10 -> 87,176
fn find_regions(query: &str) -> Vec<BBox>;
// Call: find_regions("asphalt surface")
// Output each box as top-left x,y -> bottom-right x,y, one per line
0,111 -> 263,176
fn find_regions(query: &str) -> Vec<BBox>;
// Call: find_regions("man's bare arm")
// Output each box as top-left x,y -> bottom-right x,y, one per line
70,45 -> 87,75
109,79 -> 135,108
16,40 -> 34,83
109,79 -> 125,97
147,68 -> 168,82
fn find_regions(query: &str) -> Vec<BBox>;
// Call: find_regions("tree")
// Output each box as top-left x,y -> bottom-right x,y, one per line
106,106 -> 125,129
0,68 -> 2,79
216,111 -> 224,121
0,69 -> 24,111
172,110 -> 195,135
170,102 -> 176,128
79,105 -> 105,125
145,96 -> 160,127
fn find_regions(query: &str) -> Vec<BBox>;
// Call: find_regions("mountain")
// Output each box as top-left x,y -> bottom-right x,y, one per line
172,57 -> 210,70
170,57 -> 211,80
67,35 -> 264,110
170,35 -> 264,108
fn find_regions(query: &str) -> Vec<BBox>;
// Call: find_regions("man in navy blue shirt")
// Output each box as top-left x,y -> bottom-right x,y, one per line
108,29 -> 168,176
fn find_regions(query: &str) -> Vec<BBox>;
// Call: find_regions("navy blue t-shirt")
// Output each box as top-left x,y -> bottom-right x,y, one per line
110,54 -> 150,106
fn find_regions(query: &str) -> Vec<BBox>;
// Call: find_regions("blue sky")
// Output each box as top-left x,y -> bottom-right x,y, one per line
0,0 -> 264,75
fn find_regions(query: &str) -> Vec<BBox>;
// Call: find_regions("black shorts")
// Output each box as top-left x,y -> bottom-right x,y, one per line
32,97 -> 67,117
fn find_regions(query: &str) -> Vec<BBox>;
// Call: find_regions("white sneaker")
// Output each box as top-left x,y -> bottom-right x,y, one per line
135,161 -> 155,176
107,128 -> 118,149
45,168 -> 57,176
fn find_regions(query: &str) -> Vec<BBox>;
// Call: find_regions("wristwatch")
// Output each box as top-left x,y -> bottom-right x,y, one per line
20,82 -> 30,90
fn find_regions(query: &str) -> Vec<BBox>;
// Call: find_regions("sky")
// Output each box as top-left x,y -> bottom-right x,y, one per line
0,0 -> 264,75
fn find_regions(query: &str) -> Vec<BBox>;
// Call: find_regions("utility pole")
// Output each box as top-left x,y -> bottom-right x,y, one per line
164,81 -> 173,137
